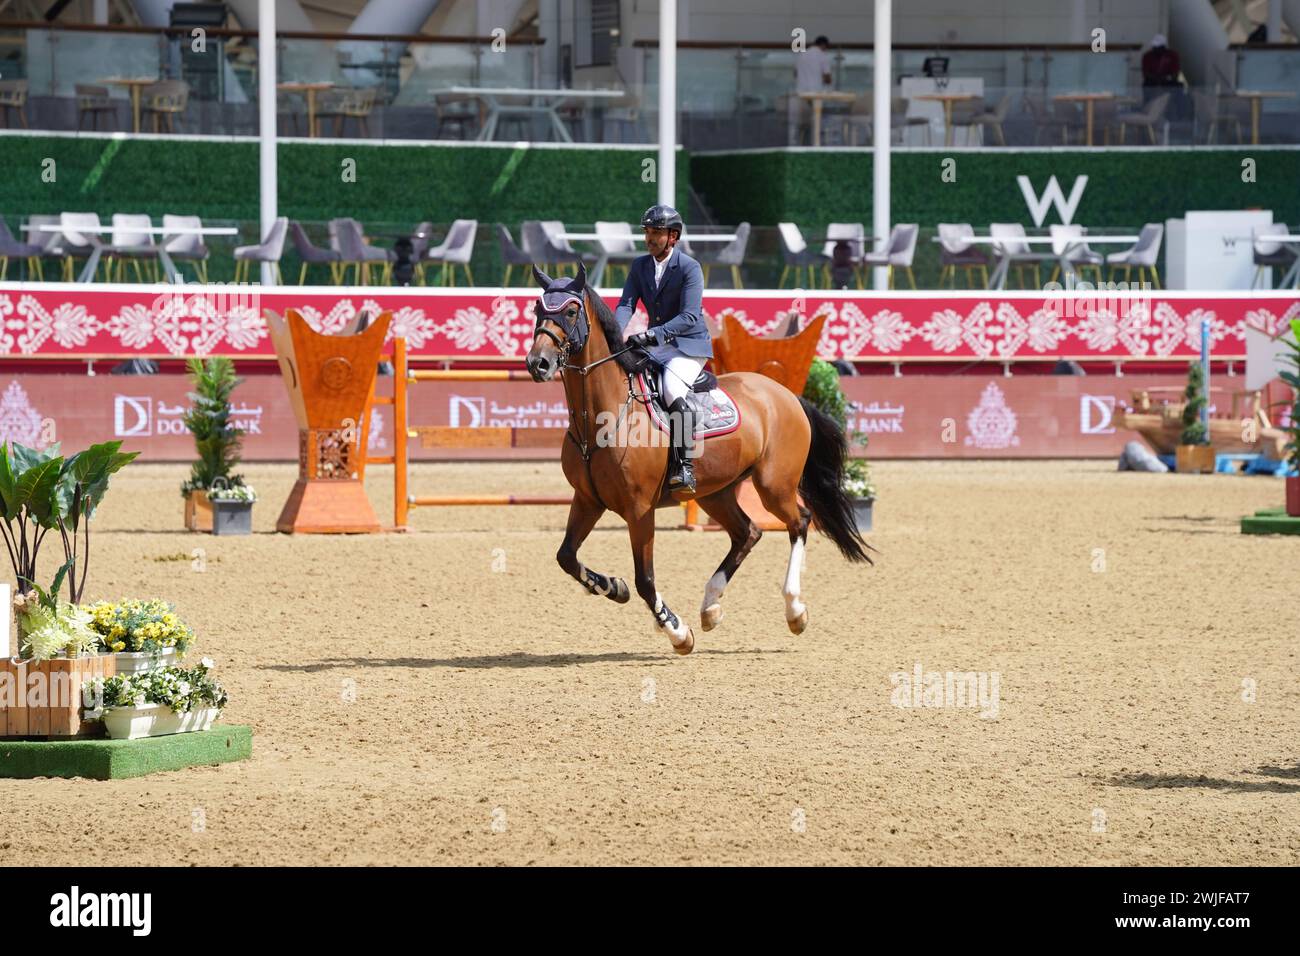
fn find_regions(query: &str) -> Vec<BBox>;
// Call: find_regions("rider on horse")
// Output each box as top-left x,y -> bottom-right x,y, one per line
616,204 -> 711,496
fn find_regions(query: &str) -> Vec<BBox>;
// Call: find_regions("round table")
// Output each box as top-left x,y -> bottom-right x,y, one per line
100,77 -> 158,134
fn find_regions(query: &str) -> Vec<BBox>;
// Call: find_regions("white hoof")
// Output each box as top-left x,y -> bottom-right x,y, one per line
701,603 -> 723,631
786,606 -> 808,635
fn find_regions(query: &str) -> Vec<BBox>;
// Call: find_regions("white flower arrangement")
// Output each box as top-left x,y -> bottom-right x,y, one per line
97,660 -> 228,714
206,484 -> 256,503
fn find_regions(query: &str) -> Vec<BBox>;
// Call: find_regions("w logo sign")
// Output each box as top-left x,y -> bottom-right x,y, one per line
1016,175 -> 1089,226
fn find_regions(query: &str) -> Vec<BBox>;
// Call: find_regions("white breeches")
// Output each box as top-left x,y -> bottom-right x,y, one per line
661,355 -> 706,406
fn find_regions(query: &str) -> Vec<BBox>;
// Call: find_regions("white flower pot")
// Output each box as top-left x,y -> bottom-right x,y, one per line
102,703 -> 222,740
112,647 -> 179,674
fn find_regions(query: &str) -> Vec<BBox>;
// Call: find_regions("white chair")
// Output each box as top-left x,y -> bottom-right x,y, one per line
594,221 -> 639,285
109,213 -> 161,282
937,223 -> 991,288
1106,223 -> 1163,288
990,223 -> 1053,288
861,224 -> 919,289
821,222 -> 867,287
1048,224 -> 1104,284
163,214 -> 211,283
777,222 -> 828,289
59,212 -> 107,281
233,216 -> 288,284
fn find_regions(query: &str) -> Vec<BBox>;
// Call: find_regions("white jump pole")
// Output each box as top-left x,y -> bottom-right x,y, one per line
258,0 -> 278,286
872,0 -> 891,290
658,0 -> 676,207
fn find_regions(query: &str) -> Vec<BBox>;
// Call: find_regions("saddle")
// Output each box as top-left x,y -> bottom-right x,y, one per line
636,367 -> 741,440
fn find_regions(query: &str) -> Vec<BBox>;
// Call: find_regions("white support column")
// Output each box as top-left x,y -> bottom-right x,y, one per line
1268,0 -> 1283,40
872,0 -> 891,290
93,0 -> 109,25
258,0 -> 278,286
658,0 -> 677,208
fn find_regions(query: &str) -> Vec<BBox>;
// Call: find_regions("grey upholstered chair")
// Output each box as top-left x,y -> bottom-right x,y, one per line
1106,223 -> 1163,288
989,222 -> 1053,288
937,223 -> 990,288
289,221 -> 343,285
861,224 -> 920,289
777,222 -> 830,288
331,218 -> 391,284
233,217 -> 288,284
497,224 -> 534,286
421,219 -> 478,286
696,222 -> 751,289
0,219 -> 45,280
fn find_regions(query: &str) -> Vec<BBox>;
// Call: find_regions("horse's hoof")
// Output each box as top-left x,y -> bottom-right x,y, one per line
672,627 -> 695,655
787,608 -> 808,635
611,578 -> 631,603
701,603 -> 723,631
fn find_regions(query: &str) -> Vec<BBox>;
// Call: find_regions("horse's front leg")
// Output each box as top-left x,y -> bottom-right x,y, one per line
628,508 -> 694,655
557,493 -> 630,603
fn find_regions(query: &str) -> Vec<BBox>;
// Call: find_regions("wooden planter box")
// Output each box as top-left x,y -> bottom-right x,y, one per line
0,654 -> 117,738
1288,476 -> 1300,517
1175,444 -> 1216,474
184,490 -> 213,532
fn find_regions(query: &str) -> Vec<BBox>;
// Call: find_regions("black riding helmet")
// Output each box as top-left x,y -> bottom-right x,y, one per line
641,204 -> 684,237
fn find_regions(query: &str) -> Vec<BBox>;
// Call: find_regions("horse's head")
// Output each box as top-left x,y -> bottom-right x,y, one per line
526,263 -> 589,382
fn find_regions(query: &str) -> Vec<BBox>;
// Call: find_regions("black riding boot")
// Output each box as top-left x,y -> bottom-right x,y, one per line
668,397 -> 697,497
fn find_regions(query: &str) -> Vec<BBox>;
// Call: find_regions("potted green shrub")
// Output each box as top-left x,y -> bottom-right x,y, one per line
1176,361 -> 1215,473
1280,318 -> 1300,516
181,358 -> 248,531
803,359 -> 876,532
208,483 -> 257,535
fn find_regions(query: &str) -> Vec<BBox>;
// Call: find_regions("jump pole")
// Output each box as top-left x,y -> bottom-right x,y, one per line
383,338 -> 571,529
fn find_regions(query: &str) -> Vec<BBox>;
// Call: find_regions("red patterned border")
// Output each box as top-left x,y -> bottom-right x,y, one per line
0,284 -> 1295,361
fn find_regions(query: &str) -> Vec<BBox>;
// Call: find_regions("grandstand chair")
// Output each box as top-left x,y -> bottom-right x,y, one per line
521,220 -> 588,277
1193,90 -> 1245,144
0,219 -> 45,280
331,218 -> 392,284
936,223 -> 990,289
1117,93 -> 1169,145
27,215 -> 67,280
819,222 -> 867,289
289,221 -> 343,285
162,215 -> 211,283
1023,93 -> 1071,145
322,88 -> 378,138
989,223 -> 1054,289
1106,223 -> 1163,288
419,219 -> 478,286
1251,224 -> 1297,289
59,212 -> 108,281
594,221 -> 640,286
951,93 -> 1011,146
1047,224 -> 1105,285
108,213 -> 163,282
777,223 -> 829,288
0,79 -> 28,128
75,84 -> 117,130
696,222 -> 751,289
861,224 -> 920,290
233,217 -> 288,284
497,224 -> 534,287
141,80 -> 189,133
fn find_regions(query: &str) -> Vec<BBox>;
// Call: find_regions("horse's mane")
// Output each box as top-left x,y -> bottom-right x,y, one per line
585,287 -> 644,374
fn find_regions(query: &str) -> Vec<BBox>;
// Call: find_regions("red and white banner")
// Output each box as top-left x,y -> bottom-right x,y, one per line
0,371 -> 1222,461
0,283 -> 1295,362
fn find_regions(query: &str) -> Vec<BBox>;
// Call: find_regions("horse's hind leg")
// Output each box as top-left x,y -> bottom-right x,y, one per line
752,466 -> 813,636
695,485 -> 763,631
627,508 -> 694,654
557,494 -> 630,603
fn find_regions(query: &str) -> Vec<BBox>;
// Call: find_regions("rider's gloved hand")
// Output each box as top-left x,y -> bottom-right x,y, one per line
627,330 -> 657,349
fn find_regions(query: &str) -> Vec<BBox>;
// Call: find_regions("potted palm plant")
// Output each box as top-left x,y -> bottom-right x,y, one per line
1280,318 -> 1300,516
181,358 -> 248,531
1176,362 -> 1216,473
803,359 -> 875,532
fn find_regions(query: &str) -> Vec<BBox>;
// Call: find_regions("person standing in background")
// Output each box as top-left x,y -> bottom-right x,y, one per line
789,35 -> 834,145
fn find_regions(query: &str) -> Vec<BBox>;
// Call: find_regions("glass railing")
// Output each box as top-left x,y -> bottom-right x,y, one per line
1,25 -> 1297,147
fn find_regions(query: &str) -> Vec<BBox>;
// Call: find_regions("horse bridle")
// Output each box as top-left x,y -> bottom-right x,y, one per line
533,291 -> 639,461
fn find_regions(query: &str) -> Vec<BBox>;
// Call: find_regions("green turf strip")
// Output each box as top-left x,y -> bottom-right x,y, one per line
0,726 -> 252,780
1240,507 -> 1300,536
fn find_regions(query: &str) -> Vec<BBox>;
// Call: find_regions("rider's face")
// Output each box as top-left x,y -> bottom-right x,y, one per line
643,226 -> 676,259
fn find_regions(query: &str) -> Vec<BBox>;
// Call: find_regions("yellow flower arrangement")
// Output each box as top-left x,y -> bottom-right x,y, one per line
81,599 -> 194,655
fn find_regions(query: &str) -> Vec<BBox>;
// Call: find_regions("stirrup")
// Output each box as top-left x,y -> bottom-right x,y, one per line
669,461 -> 696,495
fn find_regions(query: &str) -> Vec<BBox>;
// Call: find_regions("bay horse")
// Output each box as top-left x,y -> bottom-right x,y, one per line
525,264 -> 872,655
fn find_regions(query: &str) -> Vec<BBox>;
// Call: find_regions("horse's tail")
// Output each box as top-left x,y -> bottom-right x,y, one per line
797,397 -> 875,564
